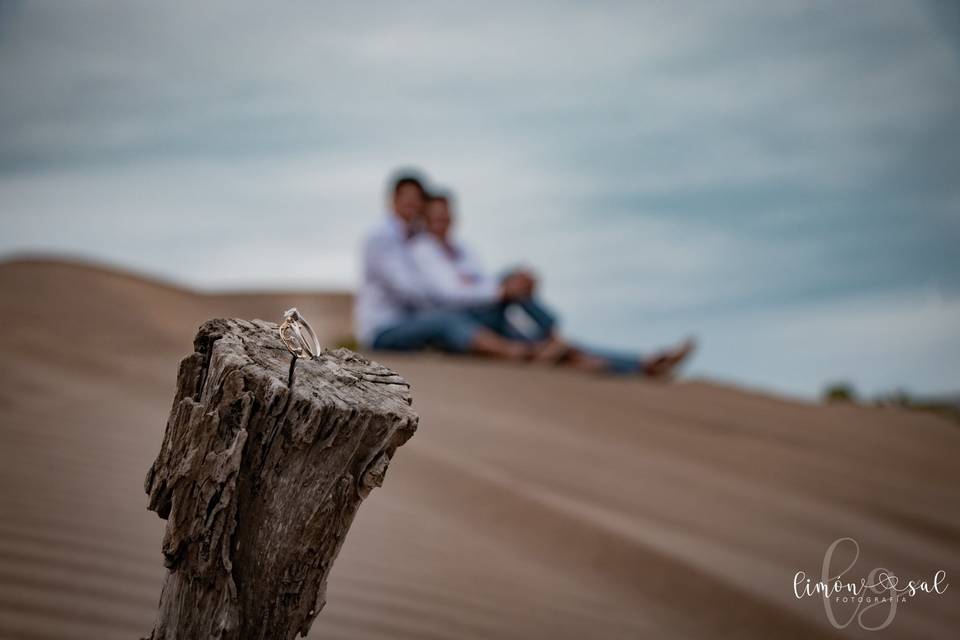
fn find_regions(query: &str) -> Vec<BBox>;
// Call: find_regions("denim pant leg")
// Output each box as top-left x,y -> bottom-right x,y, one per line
372,309 -> 482,353
513,297 -> 557,340
466,303 -> 513,337
474,297 -> 557,342
575,344 -> 645,374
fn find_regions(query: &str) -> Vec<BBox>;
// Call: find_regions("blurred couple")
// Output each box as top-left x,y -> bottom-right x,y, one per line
354,171 -> 695,377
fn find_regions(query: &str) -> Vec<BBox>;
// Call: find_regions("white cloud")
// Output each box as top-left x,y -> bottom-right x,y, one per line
1,0 -> 957,398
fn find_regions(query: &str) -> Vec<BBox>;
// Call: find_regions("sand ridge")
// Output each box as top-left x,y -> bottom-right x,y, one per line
0,258 -> 957,639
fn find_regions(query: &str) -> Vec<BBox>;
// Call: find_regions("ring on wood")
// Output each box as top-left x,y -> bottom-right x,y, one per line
278,307 -> 321,359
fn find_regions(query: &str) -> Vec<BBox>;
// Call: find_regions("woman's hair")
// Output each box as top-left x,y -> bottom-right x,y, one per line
426,189 -> 454,209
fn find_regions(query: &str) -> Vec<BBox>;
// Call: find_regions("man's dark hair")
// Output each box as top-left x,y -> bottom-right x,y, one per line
390,170 -> 427,198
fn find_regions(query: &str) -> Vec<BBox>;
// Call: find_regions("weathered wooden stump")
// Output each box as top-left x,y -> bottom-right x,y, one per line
143,318 -> 417,640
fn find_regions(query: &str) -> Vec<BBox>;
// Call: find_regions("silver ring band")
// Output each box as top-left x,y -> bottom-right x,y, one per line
278,307 -> 321,359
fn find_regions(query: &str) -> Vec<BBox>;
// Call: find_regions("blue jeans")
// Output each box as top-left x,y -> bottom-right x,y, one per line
471,298 -> 557,342
372,307 -> 485,353
578,345 -> 645,374
372,298 -> 556,353
373,298 -> 644,374
484,299 -> 644,372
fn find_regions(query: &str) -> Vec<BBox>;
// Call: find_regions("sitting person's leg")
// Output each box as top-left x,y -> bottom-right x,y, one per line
503,297 -> 558,342
515,297 -> 557,337
497,294 -> 696,376
464,303 -> 513,337
372,309 -> 532,360
565,338 -> 697,377
502,297 -> 573,363
464,297 -> 556,342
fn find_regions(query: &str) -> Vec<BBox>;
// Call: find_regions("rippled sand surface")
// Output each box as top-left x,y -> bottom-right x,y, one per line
1,259 -> 957,640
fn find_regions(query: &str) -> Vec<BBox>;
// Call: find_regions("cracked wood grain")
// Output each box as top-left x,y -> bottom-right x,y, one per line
143,318 -> 418,640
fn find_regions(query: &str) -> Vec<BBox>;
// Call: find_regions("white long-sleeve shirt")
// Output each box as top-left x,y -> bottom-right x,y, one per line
354,216 -> 434,346
407,234 -> 500,309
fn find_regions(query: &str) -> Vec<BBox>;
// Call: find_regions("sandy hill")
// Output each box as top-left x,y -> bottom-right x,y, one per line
0,258 -> 957,640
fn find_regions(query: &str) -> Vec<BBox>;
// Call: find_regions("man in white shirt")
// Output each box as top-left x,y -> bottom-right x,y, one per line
354,173 -> 534,359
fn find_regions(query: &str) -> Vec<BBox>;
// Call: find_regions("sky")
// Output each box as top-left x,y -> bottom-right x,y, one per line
1,0 -> 958,399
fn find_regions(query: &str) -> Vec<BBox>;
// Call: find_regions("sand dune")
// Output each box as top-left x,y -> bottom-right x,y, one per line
0,258 -> 957,640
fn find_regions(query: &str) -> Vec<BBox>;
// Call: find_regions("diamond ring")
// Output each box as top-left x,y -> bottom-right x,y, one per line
278,307 -> 321,359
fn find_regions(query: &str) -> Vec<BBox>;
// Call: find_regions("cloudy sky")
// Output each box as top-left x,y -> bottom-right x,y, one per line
1,0 -> 958,399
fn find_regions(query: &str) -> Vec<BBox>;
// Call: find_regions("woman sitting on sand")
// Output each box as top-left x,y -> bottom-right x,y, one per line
408,191 -> 695,377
